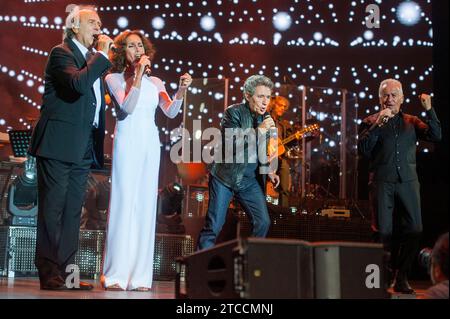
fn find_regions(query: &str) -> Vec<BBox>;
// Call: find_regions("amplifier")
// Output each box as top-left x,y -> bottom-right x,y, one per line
0,226 -> 194,280
320,207 -> 351,218
176,237 -> 315,299
233,208 -> 372,242
0,226 -> 105,278
176,238 -> 388,299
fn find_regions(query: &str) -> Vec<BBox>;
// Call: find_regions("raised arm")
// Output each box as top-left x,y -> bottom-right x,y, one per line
152,75 -> 192,119
49,46 -> 111,95
105,73 -> 140,114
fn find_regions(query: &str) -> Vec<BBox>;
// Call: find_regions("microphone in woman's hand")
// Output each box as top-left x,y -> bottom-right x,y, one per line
135,54 -> 151,76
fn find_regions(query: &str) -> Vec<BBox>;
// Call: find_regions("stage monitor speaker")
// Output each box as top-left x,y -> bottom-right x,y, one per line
313,241 -> 388,299
176,237 -> 314,299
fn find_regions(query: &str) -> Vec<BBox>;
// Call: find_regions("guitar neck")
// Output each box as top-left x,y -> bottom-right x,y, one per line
281,131 -> 303,145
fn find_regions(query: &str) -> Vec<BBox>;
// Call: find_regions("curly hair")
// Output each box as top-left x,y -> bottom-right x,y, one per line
242,75 -> 274,98
109,30 -> 156,73
269,95 -> 290,111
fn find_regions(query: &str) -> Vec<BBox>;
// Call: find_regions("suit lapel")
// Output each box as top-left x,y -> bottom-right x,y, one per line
65,38 -> 100,117
64,38 -> 85,69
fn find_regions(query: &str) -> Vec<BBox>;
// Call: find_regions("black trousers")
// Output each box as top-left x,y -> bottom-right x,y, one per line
369,179 -> 422,277
35,134 -> 93,283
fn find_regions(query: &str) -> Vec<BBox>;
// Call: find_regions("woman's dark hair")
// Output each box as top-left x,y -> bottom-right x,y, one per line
109,30 -> 156,73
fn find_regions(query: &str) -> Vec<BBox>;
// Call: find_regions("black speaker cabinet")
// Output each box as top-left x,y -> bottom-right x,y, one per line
176,237 -> 314,299
313,242 -> 388,299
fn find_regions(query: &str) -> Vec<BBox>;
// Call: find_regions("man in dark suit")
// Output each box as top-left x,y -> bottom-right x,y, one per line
28,5 -> 113,290
358,79 -> 441,294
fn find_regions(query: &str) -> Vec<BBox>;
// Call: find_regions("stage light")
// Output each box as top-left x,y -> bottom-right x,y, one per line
313,32 -> 323,41
8,155 -> 38,226
364,30 -> 374,41
273,32 -> 282,45
397,1 -> 421,26
117,16 -> 128,28
200,15 -> 215,31
273,12 -> 291,31
152,16 -> 165,30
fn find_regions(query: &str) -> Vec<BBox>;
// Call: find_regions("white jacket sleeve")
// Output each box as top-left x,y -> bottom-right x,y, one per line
151,77 -> 183,119
105,73 -> 140,115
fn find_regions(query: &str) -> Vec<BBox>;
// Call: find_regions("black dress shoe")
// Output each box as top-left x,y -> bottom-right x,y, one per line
64,281 -> 94,291
40,276 -> 65,290
393,279 -> 415,294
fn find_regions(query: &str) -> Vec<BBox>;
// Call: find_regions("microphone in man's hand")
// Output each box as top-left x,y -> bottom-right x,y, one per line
93,34 -> 117,53
264,112 -> 277,138
109,43 -> 119,53
264,112 -> 275,127
381,109 -> 393,124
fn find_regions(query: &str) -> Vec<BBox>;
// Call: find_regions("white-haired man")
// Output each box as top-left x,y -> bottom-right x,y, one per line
358,79 -> 441,294
29,5 -> 113,290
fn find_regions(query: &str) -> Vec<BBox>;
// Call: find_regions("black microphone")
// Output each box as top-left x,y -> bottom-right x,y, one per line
144,65 -> 151,77
109,43 -> 119,53
93,34 -> 118,53
380,109 -> 393,125
135,54 -> 151,77
264,112 -> 276,128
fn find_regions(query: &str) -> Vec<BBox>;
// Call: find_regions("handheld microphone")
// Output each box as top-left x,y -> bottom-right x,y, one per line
380,108 -> 393,125
109,43 -> 119,53
135,54 -> 152,77
93,34 -> 118,53
263,112 -> 278,138
263,112 -> 275,126
144,65 -> 151,77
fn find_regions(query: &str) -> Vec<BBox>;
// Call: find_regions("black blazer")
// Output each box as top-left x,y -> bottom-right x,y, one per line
358,108 -> 441,183
209,102 -> 268,191
28,38 -> 112,168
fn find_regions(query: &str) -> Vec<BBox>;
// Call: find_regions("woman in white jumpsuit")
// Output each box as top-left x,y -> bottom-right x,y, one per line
102,30 -> 192,291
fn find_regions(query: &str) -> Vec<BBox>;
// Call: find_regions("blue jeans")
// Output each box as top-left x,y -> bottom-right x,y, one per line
197,174 -> 270,250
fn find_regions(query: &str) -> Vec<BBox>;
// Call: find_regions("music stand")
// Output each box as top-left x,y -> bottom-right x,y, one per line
6,130 -> 37,226
8,130 -> 32,158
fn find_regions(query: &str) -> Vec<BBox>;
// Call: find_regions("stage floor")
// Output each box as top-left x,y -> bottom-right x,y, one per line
0,277 -> 175,299
0,277 -> 431,299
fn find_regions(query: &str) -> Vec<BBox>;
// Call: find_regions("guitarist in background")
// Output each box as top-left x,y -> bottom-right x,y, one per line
268,96 -> 293,208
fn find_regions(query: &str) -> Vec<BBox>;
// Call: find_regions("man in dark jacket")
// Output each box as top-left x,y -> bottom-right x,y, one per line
28,5 -> 113,290
198,75 -> 280,250
358,78 -> 441,294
